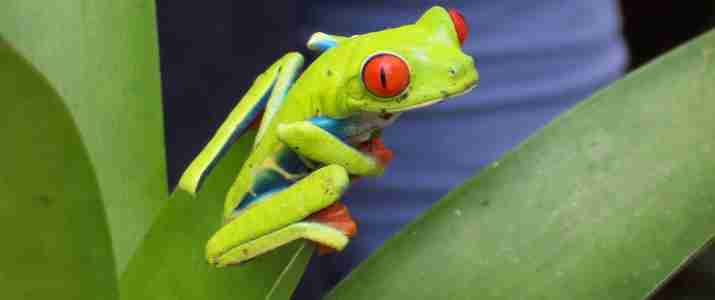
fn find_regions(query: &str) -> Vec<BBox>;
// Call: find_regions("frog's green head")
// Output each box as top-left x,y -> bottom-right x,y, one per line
313,6 -> 479,114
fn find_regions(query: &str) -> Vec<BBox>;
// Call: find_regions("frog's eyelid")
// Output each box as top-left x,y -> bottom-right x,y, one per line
360,51 -> 412,75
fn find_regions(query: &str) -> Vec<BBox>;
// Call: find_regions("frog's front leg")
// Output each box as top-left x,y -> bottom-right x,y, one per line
276,119 -> 387,176
205,164 -> 351,267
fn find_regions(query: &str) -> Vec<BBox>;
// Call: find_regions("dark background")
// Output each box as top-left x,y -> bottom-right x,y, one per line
156,1 -> 715,298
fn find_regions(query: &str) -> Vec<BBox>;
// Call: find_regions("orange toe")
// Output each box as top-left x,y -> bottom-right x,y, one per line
307,202 -> 357,255
359,137 -> 394,166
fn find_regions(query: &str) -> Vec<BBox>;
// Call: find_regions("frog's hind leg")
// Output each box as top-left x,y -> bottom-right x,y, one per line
206,164 -> 352,267
212,222 -> 350,267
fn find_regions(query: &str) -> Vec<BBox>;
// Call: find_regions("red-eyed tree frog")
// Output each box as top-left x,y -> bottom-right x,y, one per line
178,6 -> 479,267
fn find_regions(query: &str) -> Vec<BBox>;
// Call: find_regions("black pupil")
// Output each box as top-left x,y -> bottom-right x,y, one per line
379,66 -> 387,89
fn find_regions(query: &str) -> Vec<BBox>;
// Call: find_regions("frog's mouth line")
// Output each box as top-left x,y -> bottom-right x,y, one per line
385,80 -> 478,113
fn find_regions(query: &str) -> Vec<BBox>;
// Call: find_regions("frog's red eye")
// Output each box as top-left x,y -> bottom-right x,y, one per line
361,53 -> 410,98
448,8 -> 468,46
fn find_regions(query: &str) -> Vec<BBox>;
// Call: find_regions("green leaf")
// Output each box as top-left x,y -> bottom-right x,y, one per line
0,40 -> 117,300
328,30 -> 715,300
0,0 -> 167,275
120,132 -> 313,300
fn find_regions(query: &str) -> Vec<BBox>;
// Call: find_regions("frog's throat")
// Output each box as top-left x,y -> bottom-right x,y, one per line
386,80 -> 478,113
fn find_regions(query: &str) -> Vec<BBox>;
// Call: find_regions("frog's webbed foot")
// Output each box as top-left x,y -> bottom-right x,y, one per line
358,136 -> 393,167
307,202 -> 357,255
205,164 -> 353,267
348,136 -> 394,185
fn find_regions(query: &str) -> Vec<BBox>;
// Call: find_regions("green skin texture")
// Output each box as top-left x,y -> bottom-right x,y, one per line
178,6 -> 479,267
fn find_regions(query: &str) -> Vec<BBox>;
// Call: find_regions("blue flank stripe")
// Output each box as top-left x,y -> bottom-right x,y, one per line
308,116 -> 351,140
236,169 -> 292,211
193,77 -> 277,191
276,148 -> 309,175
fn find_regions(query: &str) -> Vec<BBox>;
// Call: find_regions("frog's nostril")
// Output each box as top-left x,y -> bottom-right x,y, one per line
448,66 -> 457,77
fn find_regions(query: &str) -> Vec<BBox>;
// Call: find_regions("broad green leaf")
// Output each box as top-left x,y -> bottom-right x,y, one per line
0,40 -> 117,299
120,132 -> 313,300
328,30 -> 715,300
0,0 -> 167,275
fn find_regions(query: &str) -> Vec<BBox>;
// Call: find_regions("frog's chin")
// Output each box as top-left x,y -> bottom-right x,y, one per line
384,80 -> 478,113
